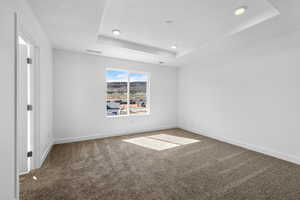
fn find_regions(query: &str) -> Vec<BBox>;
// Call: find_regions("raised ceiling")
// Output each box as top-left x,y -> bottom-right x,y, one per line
27,0 -> 279,66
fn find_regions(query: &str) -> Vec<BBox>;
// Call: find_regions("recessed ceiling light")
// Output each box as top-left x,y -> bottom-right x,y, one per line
171,45 -> 177,49
234,6 -> 247,16
112,29 -> 121,36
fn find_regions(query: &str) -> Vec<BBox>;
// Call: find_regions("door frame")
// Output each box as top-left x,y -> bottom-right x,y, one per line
16,20 -> 41,198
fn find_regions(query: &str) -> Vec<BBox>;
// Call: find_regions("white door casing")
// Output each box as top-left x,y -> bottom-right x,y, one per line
17,43 -> 29,175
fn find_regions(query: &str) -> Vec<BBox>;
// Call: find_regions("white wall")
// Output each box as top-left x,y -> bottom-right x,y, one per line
53,49 -> 177,143
0,0 -> 53,199
0,6 -> 16,200
178,21 -> 300,165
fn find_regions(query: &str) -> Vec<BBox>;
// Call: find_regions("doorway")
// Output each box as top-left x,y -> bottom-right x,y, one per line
17,35 -> 34,175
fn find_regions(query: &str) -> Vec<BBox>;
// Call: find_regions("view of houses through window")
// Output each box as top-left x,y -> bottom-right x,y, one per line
106,69 -> 149,116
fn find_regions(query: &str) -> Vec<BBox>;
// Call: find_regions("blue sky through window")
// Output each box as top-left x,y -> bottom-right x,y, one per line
106,70 -> 128,82
130,73 -> 147,82
106,70 -> 147,82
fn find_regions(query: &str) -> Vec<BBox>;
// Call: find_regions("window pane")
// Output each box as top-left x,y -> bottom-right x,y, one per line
129,72 -> 148,114
106,70 -> 128,116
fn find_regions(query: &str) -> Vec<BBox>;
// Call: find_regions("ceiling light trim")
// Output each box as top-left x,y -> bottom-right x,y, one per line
98,35 -> 177,58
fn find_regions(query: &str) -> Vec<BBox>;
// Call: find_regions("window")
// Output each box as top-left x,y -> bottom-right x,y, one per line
106,69 -> 149,116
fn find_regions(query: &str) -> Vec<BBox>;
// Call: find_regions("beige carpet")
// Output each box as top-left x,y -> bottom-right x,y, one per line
20,129 -> 300,200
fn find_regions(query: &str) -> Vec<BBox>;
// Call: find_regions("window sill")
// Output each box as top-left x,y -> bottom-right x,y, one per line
106,112 -> 150,118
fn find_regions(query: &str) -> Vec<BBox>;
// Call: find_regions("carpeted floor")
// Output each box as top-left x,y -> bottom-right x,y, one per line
20,129 -> 300,200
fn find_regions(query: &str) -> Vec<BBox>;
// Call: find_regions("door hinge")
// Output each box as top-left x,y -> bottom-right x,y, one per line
27,104 -> 33,111
27,151 -> 33,158
27,58 -> 32,64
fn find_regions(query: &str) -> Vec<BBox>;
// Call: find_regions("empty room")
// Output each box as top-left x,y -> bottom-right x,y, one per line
1,0 -> 300,199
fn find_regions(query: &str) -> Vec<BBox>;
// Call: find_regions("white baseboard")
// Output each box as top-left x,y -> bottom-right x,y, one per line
40,140 -> 53,167
180,126 -> 300,166
54,125 -> 177,144
19,171 -> 29,176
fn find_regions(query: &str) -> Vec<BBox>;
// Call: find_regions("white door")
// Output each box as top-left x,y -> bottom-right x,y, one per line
18,43 -> 29,174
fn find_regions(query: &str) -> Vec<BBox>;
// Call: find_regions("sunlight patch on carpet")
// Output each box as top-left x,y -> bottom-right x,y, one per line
123,137 -> 179,150
148,134 -> 200,145
123,134 -> 200,150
